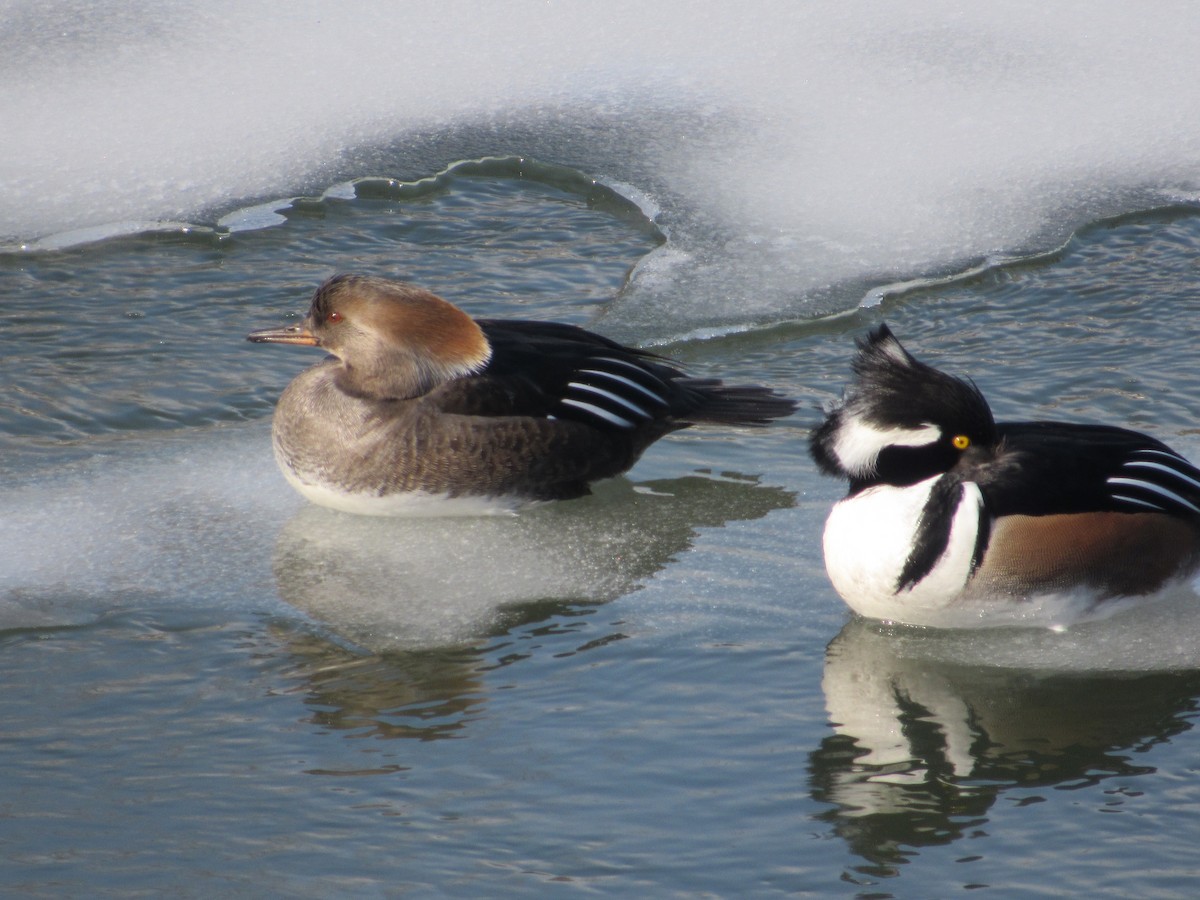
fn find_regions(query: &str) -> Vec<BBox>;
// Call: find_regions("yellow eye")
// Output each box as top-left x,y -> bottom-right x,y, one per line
952,434 -> 970,450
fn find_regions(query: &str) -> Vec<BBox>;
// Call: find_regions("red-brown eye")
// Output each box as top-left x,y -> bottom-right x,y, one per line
327,310 -> 343,324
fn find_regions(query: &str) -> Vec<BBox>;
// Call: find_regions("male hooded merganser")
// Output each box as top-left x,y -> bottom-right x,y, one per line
810,325 -> 1200,628
248,274 -> 796,515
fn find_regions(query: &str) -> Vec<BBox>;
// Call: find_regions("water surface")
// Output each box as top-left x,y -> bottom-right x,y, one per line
4,167 -> 1200,897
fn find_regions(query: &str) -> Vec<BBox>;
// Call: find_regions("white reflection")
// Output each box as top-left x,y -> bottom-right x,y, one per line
271,474 -> 792,652
814,611 -> 1200,859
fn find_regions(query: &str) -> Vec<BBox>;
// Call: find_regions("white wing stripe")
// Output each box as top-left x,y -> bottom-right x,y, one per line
566,382 -> 652,419
577,368 -> 668,406
1122,459 -> 1200,494
1110,493 -> 1167,512
591,356 -> 664,379
559,397 -> 635,429
1129,449 -> 1189,462
1107,476 -> 1200,515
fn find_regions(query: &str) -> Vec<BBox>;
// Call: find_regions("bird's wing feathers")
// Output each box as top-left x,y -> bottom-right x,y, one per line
1105,447 -> 1200,517
435,319 -> 685,431
982,422 -> 1200,521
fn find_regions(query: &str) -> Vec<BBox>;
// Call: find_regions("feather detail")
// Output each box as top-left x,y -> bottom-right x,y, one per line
247,274 -> 796,514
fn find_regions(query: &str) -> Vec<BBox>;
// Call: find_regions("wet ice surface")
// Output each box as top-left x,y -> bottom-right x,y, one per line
7,4 -> 1200,329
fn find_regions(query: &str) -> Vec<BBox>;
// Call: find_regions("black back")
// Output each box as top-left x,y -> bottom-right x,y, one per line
434,318 -> 794,431
981,421 -> 1200,521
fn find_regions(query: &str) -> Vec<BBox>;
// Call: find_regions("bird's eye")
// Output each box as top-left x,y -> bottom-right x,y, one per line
952,434 -> 970,450
327,310 -> 343,324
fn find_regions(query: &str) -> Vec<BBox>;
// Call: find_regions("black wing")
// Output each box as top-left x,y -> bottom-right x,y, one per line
452,319 -> 685,431
979,421 -> 1200,521
432,319 -> 793,431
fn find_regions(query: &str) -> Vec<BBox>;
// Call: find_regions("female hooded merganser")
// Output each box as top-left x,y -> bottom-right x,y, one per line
248,274 -> 796,515
810,325 -> 1200,628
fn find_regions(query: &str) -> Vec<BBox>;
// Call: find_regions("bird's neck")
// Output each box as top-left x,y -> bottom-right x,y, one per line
333,346 -> 486,400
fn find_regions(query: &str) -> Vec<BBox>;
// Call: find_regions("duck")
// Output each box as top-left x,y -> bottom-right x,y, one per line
247,274 -> 796,515
809,324 -> 1200,628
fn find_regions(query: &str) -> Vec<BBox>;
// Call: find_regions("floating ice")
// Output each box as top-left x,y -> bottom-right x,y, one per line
4,2 -> 1200,323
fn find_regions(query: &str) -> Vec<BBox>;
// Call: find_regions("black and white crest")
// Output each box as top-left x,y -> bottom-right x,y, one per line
810,324 -> 996,484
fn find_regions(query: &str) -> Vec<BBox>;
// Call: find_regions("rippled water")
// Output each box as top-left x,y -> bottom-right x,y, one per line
3,163 -> 1200,896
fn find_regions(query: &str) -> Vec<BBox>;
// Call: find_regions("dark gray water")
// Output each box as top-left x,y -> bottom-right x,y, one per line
3,163 -> 1200,897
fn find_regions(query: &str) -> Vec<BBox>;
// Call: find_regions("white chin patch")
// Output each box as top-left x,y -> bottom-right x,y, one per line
832,416 -> 941,476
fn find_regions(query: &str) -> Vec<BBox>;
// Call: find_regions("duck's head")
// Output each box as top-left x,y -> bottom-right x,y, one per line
248,274 -> 492,399
810,325 -> 998,491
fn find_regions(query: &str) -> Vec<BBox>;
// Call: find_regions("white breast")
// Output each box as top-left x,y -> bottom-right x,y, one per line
822,476 -> 986,624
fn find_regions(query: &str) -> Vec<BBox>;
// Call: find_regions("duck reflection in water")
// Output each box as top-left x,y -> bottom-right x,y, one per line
270,473 -> 792,652
265,473 -> 792,746
275,626 -> 489,755
811,613 -> 1200,878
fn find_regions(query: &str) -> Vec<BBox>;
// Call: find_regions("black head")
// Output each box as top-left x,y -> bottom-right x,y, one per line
810,325 -> 998,490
